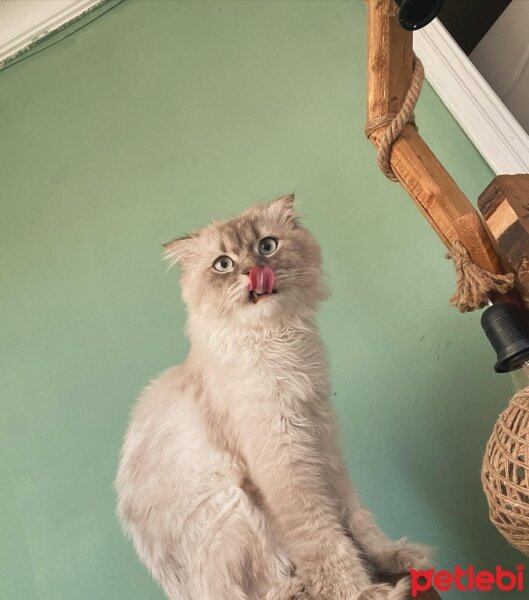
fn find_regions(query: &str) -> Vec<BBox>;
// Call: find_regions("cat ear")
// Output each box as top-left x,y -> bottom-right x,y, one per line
271,193 -> 295,212
267,193 -> 299,227
163,235 -> 196,268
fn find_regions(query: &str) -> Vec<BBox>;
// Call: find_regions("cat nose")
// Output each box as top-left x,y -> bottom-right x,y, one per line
242,263 -> 264,275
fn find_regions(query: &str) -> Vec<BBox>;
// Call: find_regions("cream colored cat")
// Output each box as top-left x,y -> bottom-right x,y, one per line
115,195 -> 431,600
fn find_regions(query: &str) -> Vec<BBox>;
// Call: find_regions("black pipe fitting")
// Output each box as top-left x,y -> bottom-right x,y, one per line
395,0 -> 444,31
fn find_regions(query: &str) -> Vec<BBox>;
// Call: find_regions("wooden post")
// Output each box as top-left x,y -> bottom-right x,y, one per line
366,0 -> 509,280
479,175 -> 529,294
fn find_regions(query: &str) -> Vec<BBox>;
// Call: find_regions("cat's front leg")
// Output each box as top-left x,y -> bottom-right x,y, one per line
238,410 -> 373,599
353,578 -> 411,600
323,445 -> 433,575
344,493 -> 433,575
264,578 -> 411,600
367,537 -> 433,576
264,578 -> 310,600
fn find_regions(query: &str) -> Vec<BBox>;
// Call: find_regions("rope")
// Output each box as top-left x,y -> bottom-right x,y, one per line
365,55 -> 425,181
446,240 -> 516,312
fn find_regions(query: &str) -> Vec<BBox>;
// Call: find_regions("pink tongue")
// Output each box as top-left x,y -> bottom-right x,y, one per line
249,265 -> 275,294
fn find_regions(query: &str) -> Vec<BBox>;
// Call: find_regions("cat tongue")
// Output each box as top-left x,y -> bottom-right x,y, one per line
248,265 -> 275,295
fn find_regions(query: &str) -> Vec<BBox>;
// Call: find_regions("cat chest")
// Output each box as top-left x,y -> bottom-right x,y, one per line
211,353 -> 328,410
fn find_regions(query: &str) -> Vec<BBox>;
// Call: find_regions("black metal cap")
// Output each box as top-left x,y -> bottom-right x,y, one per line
395,0 -> 444,31
481,303 -> 529,373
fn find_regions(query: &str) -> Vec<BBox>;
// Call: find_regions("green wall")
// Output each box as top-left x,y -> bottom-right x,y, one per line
0,1 -> 525,598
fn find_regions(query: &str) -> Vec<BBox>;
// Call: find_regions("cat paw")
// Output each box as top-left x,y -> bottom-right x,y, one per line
372,539 -> 433,574
265,578 -> 310,600
355,577 -> 410,600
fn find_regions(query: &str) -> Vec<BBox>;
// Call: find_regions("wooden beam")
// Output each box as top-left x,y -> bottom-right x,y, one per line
366,0 -> 508,279
367,0 -> 413,121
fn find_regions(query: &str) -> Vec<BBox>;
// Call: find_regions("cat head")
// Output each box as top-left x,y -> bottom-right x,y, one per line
164,195 -> 328,326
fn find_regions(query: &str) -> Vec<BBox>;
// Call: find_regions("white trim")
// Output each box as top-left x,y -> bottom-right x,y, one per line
0,0 -> 103,66
414,18 -> 529,175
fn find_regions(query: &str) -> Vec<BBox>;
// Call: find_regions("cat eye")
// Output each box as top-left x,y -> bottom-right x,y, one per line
258,237 -> 278,256
213,256 -> 234,272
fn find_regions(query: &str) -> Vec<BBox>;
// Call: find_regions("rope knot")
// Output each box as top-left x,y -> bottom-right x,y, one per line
447,240 -> 516,312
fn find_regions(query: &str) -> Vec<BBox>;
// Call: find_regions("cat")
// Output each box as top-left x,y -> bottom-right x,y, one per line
115,195 -> 432,600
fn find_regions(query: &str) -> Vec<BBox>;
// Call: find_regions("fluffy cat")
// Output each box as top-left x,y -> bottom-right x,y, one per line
115,195 -> 431,600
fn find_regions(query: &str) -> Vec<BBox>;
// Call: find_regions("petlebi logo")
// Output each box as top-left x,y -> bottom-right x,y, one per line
410,564 -> 525,596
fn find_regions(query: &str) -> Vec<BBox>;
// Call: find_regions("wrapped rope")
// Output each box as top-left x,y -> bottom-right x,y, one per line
365,56 -> 425,181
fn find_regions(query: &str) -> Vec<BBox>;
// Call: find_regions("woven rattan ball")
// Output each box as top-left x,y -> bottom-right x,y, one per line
482,388 -> 529,555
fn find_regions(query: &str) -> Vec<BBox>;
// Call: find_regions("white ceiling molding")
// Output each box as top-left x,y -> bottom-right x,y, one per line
471,1 -> 529,136
414,18 -> 529,176
0,0 -> 103,66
